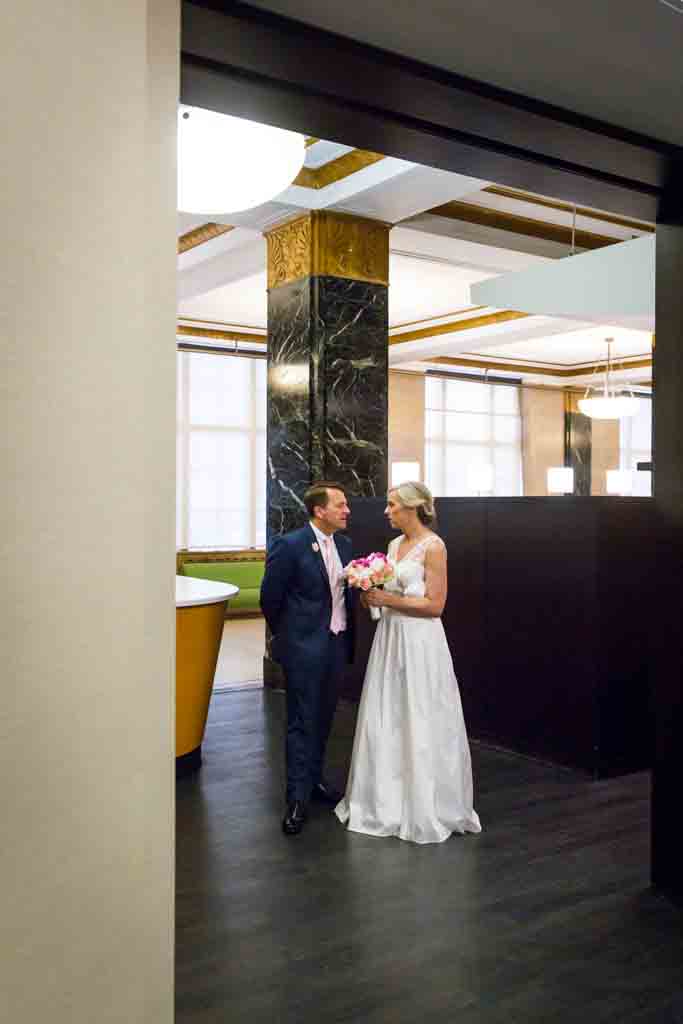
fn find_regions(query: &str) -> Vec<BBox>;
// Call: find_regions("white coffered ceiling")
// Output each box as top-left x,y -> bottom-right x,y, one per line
177,137 -> 654,387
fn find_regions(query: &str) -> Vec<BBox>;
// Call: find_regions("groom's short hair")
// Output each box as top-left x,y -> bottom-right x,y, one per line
304,481 -> 347,518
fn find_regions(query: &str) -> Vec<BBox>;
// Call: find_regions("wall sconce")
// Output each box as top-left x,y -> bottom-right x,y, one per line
391,461 -> 421,487
468,464 -> 494,495
547,467 -> 574,494
606,469 -> 633,495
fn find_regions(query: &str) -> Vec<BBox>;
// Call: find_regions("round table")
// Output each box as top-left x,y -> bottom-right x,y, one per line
176,575 -> 239,775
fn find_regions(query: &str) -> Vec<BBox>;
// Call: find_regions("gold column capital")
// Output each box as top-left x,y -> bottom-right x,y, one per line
265,210 -> 389,289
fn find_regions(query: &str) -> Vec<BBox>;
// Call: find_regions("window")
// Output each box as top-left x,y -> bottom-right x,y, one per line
176,351 -> 266,549
424,376 -> 523,496
619,395 -> 652,497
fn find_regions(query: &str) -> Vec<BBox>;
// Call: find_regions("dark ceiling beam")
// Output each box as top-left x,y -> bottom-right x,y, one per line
181,1 -> 681,222
427,201 -> 619,251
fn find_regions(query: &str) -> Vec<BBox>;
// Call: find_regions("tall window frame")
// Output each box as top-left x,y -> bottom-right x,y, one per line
424,374 -> 523,497
619,393 -> 652,497
176,348 -> 266,550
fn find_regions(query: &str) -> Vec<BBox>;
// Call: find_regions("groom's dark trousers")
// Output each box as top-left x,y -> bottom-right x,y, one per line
260,524 -> 354,803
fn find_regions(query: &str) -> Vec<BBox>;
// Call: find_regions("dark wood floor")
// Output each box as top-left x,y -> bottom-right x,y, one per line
176,690 -> 683,1024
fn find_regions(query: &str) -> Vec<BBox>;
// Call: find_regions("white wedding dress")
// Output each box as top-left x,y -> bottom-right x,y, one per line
335,534 -> 482,844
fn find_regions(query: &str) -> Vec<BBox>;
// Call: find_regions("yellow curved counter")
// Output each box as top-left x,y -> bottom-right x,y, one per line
176,575 -> 239,775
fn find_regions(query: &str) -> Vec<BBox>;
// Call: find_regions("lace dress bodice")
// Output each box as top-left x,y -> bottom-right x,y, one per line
385,534 -> 445,600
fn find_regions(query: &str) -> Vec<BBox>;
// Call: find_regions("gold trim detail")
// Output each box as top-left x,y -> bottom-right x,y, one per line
390,310 -> 530,345
432,355 -> 652,379
565,391 -> 581,413
178,315 -> 264,330
427,201 -> 617,251
390,306 -> 487,330
265,214 -> 312,288
293,149 -> 385,190
178,222 -> 233,254
265,211 -> 390,289
483,186 -> 655,233
177,325 -> 267,344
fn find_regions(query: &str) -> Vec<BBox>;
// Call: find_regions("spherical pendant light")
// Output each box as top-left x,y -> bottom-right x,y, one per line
178,106 -> 306,215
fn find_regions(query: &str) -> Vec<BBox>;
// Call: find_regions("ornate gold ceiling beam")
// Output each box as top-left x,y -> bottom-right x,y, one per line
391,306 -> 487,330
178,222 -> 234,254
483,186 -> 655,233
293,149 -> 385,190
427,201 -> 617,251
389,309 -> 530,345
177,324 -> 267,344
432,354 -> 652,378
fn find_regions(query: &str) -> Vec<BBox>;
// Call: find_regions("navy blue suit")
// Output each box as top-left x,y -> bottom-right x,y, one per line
260,524 -> 355,802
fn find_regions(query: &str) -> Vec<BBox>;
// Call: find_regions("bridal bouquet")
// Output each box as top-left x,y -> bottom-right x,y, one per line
343,553 -> 394,620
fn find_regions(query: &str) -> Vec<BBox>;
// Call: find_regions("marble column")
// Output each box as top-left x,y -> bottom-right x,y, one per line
264,211 -> 390,538
565,393 -> 592,496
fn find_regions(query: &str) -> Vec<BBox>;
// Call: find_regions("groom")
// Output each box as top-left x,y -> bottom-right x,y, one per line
260,481 -> 355,835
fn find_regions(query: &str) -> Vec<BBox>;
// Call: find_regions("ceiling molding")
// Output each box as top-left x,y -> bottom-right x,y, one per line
178,222 -> 234,254
178,315 -> 264,331
432,354 -> 652,378
427,201 -> 618,251
390,306 -> 486,330
176,321 -> 652,376
389,309 -> 530,345
482,186 -> 655,233
177,324 -> 267,344
292,148 -> 385,190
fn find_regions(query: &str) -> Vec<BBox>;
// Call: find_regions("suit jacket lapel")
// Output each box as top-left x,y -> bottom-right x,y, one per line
333,533 -> 348,571
334,534 -> 352,599
307,523 -> 330,589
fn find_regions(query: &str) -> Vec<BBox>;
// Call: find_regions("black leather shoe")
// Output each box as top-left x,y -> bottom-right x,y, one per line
282,801 -> 307,835
311,781 -> 343,805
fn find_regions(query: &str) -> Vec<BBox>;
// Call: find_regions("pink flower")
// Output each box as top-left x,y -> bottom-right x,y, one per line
343,551 -> 393,591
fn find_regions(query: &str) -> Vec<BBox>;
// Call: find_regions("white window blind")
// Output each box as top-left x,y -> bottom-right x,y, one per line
176,351 -> 266,549
619,396 -> 652,497
424,376 -> 523,496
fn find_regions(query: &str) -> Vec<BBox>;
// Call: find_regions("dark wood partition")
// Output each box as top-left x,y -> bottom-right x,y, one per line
347,496 -> 654,778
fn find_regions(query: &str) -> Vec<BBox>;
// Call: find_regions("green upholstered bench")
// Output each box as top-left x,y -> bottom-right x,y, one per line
179,558 -> 265,617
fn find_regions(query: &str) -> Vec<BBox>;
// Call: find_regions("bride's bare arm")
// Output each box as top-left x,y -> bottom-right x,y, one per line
365,543 -> 447,618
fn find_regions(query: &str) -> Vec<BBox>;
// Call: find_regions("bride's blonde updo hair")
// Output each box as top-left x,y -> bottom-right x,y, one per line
392,481 -> 437,526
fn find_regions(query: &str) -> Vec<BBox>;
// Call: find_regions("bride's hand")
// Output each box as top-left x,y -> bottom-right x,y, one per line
365,588 -> 387,608
359,592 -> 369,609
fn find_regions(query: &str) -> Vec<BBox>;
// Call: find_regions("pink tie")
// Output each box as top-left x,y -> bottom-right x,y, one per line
323,537 -> 345,634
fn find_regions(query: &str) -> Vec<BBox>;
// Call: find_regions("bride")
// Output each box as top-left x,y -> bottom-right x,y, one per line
335,481 -> 481,844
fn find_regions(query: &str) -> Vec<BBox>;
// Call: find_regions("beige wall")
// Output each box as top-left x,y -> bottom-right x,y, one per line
591,419 -> 621,495
1,3 -> 178,1021
520,388 -> 566,495
388,371 -> 425,483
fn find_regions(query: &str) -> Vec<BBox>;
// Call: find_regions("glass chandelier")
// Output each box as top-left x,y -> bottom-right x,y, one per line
577,338 -> 640,420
